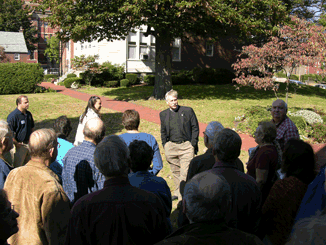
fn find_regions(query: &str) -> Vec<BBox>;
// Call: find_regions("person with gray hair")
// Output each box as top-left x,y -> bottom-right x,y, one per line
271,99 -> 299,150
62,117 -> 106,204
177,121 -> 244,227
160,89 -> 199,202
65,135 -> 170,245
0,120 -> 13,188
4,128 -> 70,245
155,172 -> 264,245
207,128 -> 262,236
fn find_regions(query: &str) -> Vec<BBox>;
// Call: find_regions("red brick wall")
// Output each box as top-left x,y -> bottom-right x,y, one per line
6,53 -> 37,63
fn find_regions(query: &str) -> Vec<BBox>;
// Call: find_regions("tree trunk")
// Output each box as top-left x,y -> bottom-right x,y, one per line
152,35 -> 173,100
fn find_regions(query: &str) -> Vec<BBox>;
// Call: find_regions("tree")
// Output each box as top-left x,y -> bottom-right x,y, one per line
71,55 -> 100,86
0,46 -> 9,63
232,16 -> 326,104
44,36 -> 60,64
0,0 -> 38,52
37,0 -> 288,99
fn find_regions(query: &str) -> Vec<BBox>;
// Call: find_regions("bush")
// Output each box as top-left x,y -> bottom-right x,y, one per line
64,77 -> 82,88
144,75 -> 155,85
301,74 -> 322,83
288,115 -> 307,135
120,79 -> 130,87
100,62 -> 125,81
44,74 -> 58,80
289,110 -> 323,125
290,74 -> 299,80
192,67 -> 235,85
126,74 -> 138,85
309,123 -> 326,143
34,85 -> 46,93
67,74 -> 77,78
104,80 -> 119,87
0,63 -> 44,94
172,70 -> 194,85
275,71 -> 287,78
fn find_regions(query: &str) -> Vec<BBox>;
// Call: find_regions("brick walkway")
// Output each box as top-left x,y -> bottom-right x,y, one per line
40,82 -> 326,166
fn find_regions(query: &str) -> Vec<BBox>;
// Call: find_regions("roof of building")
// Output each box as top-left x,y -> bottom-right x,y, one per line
0,31 -> 28,53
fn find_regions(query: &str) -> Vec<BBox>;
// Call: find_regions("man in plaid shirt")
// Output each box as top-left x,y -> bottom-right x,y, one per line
271,99 -> 300,150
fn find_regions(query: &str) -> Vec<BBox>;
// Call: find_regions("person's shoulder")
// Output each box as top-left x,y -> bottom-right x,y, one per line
7,108 -> 19,119
160,108 -> 169,115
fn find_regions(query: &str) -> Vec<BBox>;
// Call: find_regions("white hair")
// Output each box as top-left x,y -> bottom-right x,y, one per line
165,89 -> 178,101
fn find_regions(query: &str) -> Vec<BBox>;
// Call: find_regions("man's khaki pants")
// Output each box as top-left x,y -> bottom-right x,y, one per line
164,141 -> 194,200
3,143 -> 30,168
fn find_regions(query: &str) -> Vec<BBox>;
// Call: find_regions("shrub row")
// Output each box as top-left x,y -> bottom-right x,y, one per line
0,63 -> 44,94
44,74 -> 58,80
64,77 -> 82,88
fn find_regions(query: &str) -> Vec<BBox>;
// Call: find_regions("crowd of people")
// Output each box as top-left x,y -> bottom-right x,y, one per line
0,92 -> 325,245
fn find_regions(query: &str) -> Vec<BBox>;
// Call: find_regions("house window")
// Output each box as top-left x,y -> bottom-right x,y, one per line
29,50 -> 34,60
139,32 -> 149,59
14,53 -> 20,60
172,38 -> 181,61
128,32 -> 137,59
206,43 -> 214,56
44,22 -> 48,29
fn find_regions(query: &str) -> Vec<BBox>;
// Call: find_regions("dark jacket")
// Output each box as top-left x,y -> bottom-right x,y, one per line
155,221 -> 264,245
160,106 -> 199,154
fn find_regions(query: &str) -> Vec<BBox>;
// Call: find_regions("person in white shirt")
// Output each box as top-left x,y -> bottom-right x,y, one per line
74,96 -> 102,146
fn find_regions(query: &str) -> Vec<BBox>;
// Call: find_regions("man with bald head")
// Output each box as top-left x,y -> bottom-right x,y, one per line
271,99 -> 299,150
4,128 -> 70,245
62,117 -> 106,204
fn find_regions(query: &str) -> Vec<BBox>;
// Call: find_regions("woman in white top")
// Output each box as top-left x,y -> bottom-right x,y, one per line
74,96 -> 102,146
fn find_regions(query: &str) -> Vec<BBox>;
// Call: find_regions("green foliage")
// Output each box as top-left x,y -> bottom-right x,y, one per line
44,36 -> 60,63
301,74 -> 322,82
172,70 -> 194,85
67,74 -> 77,78
104,81 -> 119,87
275,71 -> 287,78
309,123 -> 326,143
64,77 -> 81,88
100,62 -> 125,81
44,74 -> 58,79
126,74 -> 138,85
72,55 -> 100,86
288,115 -> 307,135
144,75 -> 155,85
289,110 -> 323,125
0,46 -> 9,63
290,74 -> 299,80
34,86 -> 56,93
120,79 -> 130,87
0,63 -> 44,94
0,0 -> 38,52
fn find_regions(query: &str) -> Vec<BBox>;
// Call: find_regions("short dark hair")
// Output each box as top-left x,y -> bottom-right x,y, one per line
122,110 -> 140,130
282,139 -> 317,184
212,129 -> 241,164
0,189 -> 8,214
94,135 -> 129,177
53,116 -> 72,139
16,95 -> 28,106
129,140 -> 153,172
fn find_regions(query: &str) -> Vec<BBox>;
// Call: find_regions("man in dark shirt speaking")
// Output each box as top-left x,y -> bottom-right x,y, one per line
7,95 -> 34,167
160,89 -> 199,202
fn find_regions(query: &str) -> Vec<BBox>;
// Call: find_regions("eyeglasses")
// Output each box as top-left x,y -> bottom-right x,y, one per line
0,205 -> 15,219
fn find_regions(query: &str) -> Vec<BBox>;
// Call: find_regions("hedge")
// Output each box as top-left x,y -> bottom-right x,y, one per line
0,63 -> 44,94
64,78 -> 82,88
144,75 -> 155,85
44,74 -> 58,79
126,74 -> 138,85
104,80 -> 119,87
67,74 -> 77,78
120,79 -> 130,87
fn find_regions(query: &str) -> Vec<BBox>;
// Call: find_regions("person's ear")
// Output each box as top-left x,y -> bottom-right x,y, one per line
0,137 -> 6,148
49,147 -> 54,156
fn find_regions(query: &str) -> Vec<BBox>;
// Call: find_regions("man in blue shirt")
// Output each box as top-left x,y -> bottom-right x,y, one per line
6,95 -> 34,167
119,109 -> 163,175
0,120 -> 13,188
62,117 -> 106,204
128,140 -> 172,233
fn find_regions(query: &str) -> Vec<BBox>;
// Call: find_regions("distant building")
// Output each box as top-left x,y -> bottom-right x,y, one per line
0,31 -> 36,63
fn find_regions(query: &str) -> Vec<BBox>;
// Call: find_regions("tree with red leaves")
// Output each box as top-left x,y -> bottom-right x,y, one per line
232,16 -> 326,104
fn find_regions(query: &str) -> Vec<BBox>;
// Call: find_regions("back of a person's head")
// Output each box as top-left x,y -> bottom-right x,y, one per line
183,172 -> 231,223
129,140 -> 153,172
287,212 -> 326,245
282,139 -> 316,184
122,110 -> 140,130
29,128 -> 57,158
213,128 -> 241,164
83,118 -> 105,144
94,135 -> 129,177
53,115 -> 72,139
258,121 -> 277,143
0,120 -> 9,142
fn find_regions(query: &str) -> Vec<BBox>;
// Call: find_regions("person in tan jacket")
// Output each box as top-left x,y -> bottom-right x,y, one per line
4,128 -> 70,245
